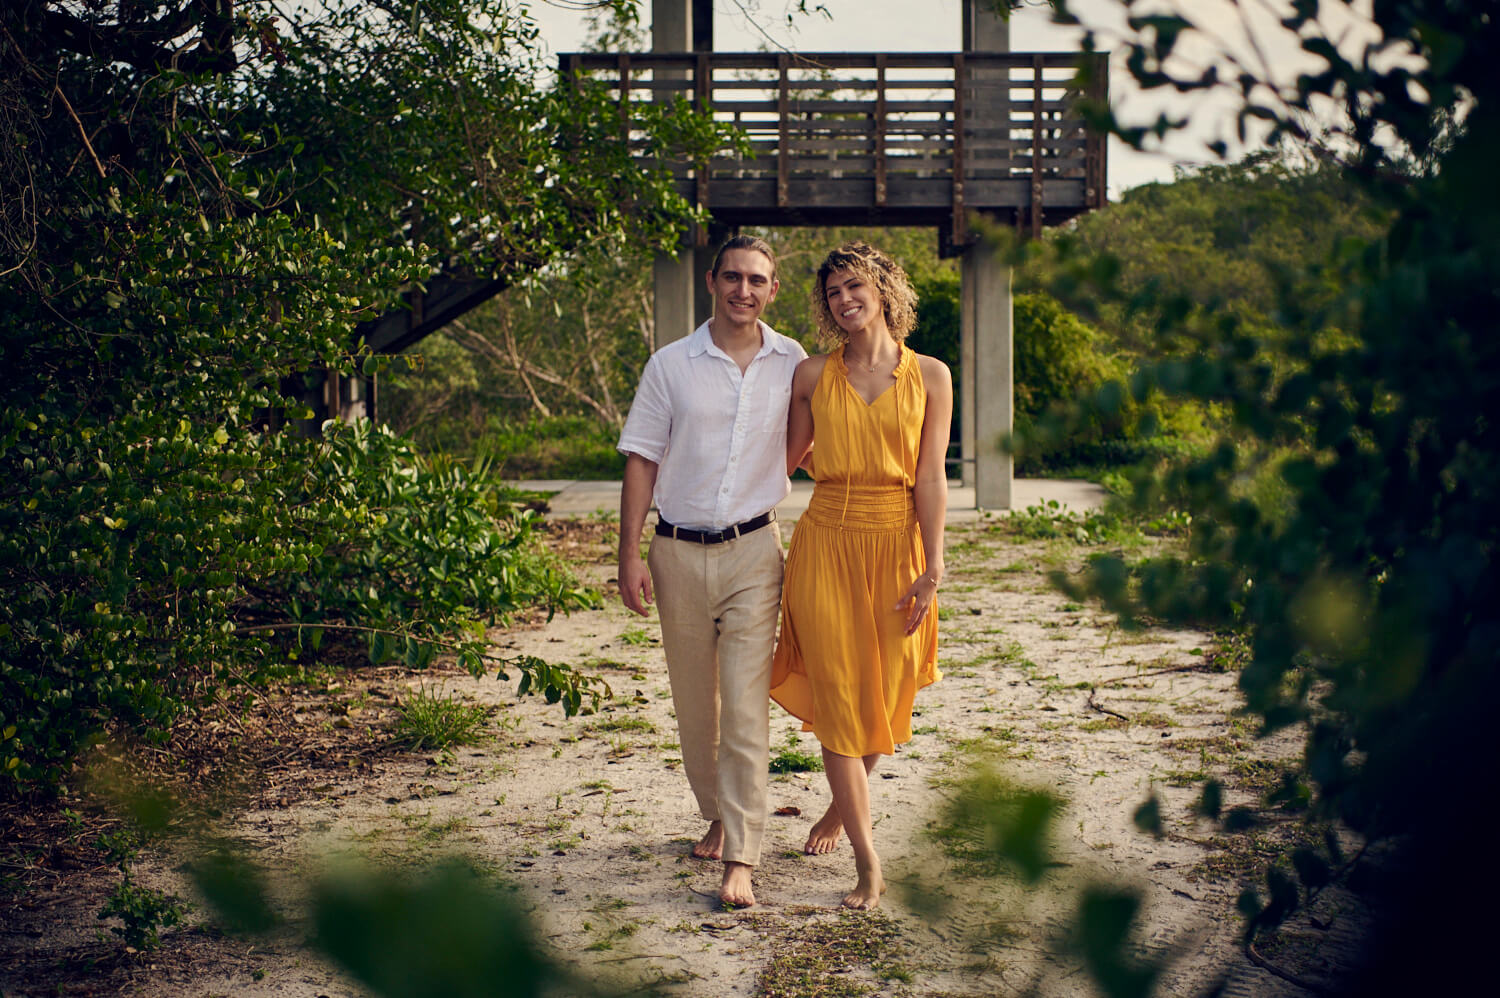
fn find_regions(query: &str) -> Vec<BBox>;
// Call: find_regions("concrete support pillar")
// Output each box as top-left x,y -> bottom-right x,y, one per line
964,235 -> 1013,509
652,0 -> 691,50
693,243 -> 714,326
962,1 -> 1011,504
653,253 -> 697,349
651,0 -> 696,349
962,0 -> 1011,51
959,260 -> 977,488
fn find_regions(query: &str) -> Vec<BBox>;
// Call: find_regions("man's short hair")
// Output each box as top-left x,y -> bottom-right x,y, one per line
710,235 -> 778,282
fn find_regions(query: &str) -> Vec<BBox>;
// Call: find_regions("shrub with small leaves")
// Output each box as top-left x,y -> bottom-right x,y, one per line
0,0 -> 721,796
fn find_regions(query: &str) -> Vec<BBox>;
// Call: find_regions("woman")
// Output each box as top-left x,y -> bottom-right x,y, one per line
770,241 -> 952,909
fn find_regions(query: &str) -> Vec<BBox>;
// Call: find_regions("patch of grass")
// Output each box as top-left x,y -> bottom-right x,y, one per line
753,908 -> 911,998
393,686 -> 489,750
769,733 -> 823,773
586,716 -> 656,735
575,656 -> 630,671
1231,757 -> 1302,795
619,626 -> 655,646
1164,769 -> 1209,787
970,639 -> 1031,669
945,538 -> 987,560
1131,711 -> 1177,729
1191,823 -> 1324,884
418,815 -> 472,844
590,896 -> 631,913
1161,734 -> 1244,760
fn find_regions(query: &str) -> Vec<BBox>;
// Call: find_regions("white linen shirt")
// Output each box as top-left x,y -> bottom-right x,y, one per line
618,320 -> 807,531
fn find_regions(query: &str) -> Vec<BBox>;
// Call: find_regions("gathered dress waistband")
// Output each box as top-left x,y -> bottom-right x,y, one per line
804,482 -> 915,531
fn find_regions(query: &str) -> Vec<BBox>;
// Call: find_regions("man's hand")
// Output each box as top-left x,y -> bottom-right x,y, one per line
619,556 -> 654,616
617,452 -> 659,616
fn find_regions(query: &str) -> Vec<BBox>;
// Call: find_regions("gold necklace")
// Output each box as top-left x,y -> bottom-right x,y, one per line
846,348 -> 893,373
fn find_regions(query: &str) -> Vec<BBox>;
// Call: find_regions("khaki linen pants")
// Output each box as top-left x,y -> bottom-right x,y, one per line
647,521 -> 784,867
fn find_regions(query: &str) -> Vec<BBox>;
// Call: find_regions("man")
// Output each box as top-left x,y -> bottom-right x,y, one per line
616,235 -> 806,907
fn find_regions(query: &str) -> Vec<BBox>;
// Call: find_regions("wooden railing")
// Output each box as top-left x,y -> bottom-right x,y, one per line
561,51 -> 1107,239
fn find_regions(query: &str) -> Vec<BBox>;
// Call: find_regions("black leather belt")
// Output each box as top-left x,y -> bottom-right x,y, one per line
655,510 -> 776,545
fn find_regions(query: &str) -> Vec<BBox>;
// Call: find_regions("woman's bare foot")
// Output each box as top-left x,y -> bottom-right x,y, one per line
804,805 -> 843,855
691,820 -> 724,860
841,868 -> 886,910
719,861 -> 756,907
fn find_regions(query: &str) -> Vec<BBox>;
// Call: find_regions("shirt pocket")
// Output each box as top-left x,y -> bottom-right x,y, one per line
760,380 -> 794,434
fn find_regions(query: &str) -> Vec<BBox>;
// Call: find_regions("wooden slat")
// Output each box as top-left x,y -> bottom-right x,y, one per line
1030,54 -> 1044,238
1087,52 -> 1107,209
777,53 -> 789,207
695,51 -> 709,237
619,55 -> 631,146
565,50 -> 1085,72
952,52 -> 966,245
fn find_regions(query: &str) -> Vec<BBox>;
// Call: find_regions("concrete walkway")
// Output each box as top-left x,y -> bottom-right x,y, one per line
513,478 -> 1108,524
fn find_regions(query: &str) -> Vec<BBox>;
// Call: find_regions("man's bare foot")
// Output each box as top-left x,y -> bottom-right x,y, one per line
804,805 -> 843,855
691,820 -> 724,860
720,861 -> 755,907
840,870 -> 886,910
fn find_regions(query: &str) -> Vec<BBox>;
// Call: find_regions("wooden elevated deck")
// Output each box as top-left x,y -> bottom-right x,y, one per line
561,50 -> 1107,243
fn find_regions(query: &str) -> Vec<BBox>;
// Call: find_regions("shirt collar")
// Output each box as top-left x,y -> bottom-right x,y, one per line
687,320 -> 788,359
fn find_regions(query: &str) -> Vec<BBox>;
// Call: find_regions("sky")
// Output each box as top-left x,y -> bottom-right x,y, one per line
525,0 -> 1389,198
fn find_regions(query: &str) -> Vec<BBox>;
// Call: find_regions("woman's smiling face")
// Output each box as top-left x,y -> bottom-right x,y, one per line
823,267 -> 883,336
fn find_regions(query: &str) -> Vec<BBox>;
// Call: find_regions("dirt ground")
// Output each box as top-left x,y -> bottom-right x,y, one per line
0,512 -> 1364,997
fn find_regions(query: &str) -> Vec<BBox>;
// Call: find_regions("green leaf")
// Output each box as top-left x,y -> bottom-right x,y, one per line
1195,779 -> 1223,819
1131,793 -> 1163,838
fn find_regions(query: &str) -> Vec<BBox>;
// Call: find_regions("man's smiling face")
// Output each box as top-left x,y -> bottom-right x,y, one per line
707,247 -> 779,328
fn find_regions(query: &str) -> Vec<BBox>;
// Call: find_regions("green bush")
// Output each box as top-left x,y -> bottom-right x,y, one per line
474,414 -> 626,480
1,1 -> 720,796
1049,2 -> 1500,989
0,413 -> 600,794
98,876 -> 187,952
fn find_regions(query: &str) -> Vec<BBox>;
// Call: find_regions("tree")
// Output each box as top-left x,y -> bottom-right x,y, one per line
1038,153 -> 1390,358
1043,1 -> 1500,990
0,1 -> 726,793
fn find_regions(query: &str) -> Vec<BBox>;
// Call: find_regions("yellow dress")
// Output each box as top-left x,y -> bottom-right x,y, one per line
770,344 -> 941,758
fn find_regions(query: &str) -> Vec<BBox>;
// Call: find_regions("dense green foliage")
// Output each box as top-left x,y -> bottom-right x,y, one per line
0,0 -> 723,794
1042,154 -> 1390,357
1040,1 -> 1499,990
382,238 -> 653,475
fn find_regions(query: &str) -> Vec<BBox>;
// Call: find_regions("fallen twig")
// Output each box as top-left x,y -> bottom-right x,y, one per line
1246,939 -> 1332,995
1094,662 -> 1216,687
1086,688 -> 1129,722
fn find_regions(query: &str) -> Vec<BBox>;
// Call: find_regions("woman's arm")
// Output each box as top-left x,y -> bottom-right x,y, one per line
898,354 -> 954,634
786,355 -> 825,476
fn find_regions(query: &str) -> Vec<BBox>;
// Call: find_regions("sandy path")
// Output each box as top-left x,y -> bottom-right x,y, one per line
2,509 -> 1317,997
123,511 -> 1307,998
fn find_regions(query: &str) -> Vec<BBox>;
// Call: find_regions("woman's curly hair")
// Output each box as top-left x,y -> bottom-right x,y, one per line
811,240 -> 920,347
